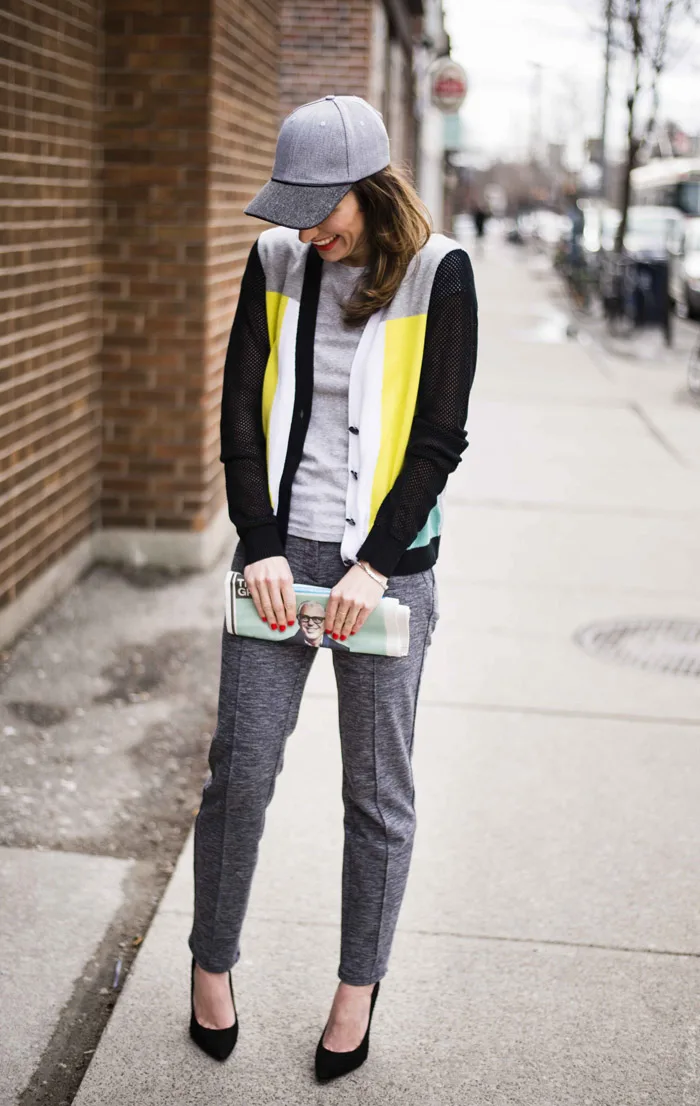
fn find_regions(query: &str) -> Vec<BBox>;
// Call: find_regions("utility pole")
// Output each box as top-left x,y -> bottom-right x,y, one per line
600,0 -> 614,201
529,62 -> 543,166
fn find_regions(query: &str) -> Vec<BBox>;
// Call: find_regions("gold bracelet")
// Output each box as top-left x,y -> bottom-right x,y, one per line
356,560 -> 388,591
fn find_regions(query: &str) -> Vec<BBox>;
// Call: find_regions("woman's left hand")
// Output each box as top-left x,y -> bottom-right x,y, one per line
325,563 -> 388,641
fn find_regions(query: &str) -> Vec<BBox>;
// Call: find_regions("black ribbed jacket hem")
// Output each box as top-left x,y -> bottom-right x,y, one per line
238,521 -> 286,563
238,523 -> 439,577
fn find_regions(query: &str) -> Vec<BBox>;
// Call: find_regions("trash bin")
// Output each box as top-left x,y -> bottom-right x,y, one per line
601,253 -> 671,343
632,257 -> 669,326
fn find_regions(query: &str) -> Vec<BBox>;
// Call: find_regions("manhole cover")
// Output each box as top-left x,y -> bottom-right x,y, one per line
573,619 -> 700,678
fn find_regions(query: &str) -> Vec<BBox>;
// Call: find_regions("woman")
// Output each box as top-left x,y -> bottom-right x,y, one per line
187,94 -> 478,1081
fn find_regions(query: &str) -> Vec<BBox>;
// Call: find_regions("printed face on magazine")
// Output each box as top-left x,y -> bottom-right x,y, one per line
298,601 -> 326,645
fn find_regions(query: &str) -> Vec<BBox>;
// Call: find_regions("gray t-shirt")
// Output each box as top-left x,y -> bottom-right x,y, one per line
286,259 -> 368,542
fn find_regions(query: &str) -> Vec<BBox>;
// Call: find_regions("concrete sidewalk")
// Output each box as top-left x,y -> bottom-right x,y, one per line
23,239 -> 700,1104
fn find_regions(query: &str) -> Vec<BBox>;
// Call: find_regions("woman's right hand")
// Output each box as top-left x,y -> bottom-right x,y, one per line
243,556 -> 297,630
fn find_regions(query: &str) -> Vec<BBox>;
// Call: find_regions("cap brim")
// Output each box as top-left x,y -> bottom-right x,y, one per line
244,179 -> 355,230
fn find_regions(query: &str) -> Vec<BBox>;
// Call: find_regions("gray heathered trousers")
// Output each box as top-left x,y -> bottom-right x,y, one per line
188,534 -> 440,986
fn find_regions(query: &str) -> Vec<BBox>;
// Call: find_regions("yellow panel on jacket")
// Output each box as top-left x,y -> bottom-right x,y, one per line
370,313 -> 428,524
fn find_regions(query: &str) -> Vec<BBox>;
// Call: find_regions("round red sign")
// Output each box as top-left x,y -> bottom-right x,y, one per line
430,59 -> 468,112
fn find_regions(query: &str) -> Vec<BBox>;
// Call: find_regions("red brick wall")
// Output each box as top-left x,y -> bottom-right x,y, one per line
101,0 -> 280,535
0,0 -> 103,609
279,0 -> 373,121
203,0 -> 280,523
100,1 -> 212,531
0,0 -> 280,621
278,0 -> 416,174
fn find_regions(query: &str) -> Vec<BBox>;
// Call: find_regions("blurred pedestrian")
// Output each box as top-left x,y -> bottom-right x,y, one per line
472,201 -> 490,254
565,194 -> 585,266
187,94 -> 478,1082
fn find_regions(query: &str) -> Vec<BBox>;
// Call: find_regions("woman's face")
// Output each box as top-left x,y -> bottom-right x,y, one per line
298,190 -> 369,265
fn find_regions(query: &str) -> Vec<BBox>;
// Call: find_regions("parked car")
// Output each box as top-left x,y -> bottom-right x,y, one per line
599,204 -> 684,261
667,216 -> 700,320
529,209 -> 571,254
503,208 -> 569,251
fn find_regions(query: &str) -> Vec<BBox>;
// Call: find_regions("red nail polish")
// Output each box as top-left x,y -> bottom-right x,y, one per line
332,632 -> 338,640
350,631 -> 356,635
289,617 -> 295,624
279,625 -> 286,632
270,623 -> 277,630
261,616 -> 267,622
340,635 -> 347,641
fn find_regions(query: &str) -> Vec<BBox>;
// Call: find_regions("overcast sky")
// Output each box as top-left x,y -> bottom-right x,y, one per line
442,0 -> 700,166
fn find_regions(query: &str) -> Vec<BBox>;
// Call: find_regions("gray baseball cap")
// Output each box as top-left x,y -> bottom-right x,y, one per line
244,94 -> 391,230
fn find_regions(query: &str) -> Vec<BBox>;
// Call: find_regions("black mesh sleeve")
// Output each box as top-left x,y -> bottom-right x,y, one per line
220,239 -> 286,563
355,247 -> 478,577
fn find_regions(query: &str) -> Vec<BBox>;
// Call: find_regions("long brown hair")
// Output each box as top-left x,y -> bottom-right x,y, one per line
341,162 -> 432,328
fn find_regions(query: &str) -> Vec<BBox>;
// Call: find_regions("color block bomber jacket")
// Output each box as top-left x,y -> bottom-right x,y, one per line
220,225 -> 478,578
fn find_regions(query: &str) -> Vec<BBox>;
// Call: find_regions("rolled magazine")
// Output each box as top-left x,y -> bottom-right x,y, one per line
224,571 -> 410,657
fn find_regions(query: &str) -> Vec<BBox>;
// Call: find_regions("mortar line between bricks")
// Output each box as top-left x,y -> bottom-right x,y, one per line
302,693 -> 700,728
158,909 -> 700,959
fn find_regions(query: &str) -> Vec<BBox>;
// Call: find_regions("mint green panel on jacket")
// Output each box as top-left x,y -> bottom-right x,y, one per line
408,497 -> 442,550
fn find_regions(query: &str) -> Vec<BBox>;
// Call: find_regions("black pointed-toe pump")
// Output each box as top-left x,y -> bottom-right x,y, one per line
189,956 -> 238,1062
315,981 -> 380,1083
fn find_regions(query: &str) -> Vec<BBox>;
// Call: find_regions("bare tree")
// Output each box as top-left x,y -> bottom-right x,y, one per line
613,0 -> 699,252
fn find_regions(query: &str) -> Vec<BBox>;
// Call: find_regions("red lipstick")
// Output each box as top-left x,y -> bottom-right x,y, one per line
313,235 -> 340,252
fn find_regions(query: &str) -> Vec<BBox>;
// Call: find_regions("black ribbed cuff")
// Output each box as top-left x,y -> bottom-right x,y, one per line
355,527 -> 408,580
239,521 -> 285,564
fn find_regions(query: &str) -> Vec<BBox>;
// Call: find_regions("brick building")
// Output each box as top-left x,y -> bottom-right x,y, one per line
0,0 -> 451,648
280,0 -> 422,172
